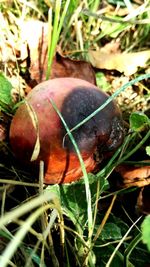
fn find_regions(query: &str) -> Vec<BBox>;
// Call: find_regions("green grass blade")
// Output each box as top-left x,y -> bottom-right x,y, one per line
49,98 -> 93,241
68,73 -> 150,134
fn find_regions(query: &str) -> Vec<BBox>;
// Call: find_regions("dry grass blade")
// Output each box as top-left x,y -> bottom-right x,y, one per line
0,191 -> 56,228
25,101 -> 40,161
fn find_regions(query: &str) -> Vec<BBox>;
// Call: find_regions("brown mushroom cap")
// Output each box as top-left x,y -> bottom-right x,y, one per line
9,77 -> 124,184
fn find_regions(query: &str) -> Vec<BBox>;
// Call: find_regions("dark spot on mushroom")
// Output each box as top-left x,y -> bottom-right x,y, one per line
61,86 -> 124,154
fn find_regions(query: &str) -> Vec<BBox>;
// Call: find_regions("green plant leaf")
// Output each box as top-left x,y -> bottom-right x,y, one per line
46,174 -> 107,229
146,146 -> 150,156
96,72 -> 111,91
95,222 -> 122,241
0,72 -> 13,113
129,112 -> 150,132
141,215 -> 150,251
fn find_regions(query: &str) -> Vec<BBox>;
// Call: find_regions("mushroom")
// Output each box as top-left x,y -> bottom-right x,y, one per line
9,78 -> 124,184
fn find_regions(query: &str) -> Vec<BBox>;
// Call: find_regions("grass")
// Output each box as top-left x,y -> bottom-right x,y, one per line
0,0 -> 150,266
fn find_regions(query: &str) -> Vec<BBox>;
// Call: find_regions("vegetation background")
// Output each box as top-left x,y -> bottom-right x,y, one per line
0,0 -> 150,266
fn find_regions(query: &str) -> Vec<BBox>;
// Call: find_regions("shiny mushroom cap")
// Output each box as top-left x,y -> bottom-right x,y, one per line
9,77 -> 124,184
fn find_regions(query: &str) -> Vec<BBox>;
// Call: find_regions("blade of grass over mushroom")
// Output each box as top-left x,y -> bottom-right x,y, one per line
25,101 -> 40,161
96,130 -> 133,180
96,143 -> 124,180
113,113 -> 150,165
49,98 -> 93,241
67,73 -> 150,135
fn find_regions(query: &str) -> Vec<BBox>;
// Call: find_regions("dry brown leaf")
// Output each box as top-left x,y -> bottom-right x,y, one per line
19,19 -> 48,83
116,164 -> 150,187
19,19 -> 96,84
89,50 -> 150,76
137,186 -> 150,214
51,52 -> 96,84
98,41 -> 121,54
0,123 -> 6,142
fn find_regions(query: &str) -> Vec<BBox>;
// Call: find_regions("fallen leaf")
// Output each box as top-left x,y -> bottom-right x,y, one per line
98,41 -> 121,54
0,123 -> 6,142
20,19 -> 96,85
19,19 -> 48,83
116,163 -> 150,187
137,186 -> 150,214
51,52 -> 96,84
88,50 -> 150,76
